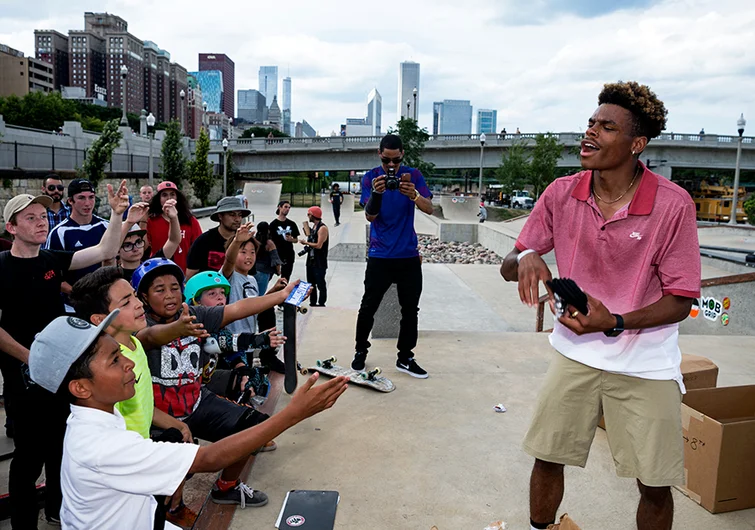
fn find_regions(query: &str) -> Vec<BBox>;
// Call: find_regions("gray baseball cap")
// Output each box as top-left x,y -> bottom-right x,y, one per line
29,309 -> 120,393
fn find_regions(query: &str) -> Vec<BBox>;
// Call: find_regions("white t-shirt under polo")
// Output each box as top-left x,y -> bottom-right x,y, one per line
61,405 -> 198,530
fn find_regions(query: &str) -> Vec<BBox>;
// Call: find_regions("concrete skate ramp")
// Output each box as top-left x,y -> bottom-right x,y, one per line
439,195 -> 479,221
320,192 -> 355,223
242,181 -> 282,220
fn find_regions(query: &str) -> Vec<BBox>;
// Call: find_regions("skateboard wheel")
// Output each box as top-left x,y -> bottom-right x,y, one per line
300,368 -> 309,375
299,307 -> 308,314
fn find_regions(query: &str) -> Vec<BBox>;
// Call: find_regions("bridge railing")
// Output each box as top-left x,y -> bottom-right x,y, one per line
212,132 -> 752,152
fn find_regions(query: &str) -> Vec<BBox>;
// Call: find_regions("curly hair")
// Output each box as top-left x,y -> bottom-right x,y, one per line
148,188 -> 195,225
598,81 -> 668,139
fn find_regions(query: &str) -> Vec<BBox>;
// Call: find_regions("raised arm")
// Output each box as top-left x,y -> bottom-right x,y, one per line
120,202 -> 150,243
220,280 -> 297,328
134,303 -> 208,349
221,222 -> 254,279
162,199 -> 181,259
70,180 -> 129,271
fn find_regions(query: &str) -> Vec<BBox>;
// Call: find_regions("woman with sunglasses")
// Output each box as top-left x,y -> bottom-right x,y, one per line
119,199 -> 182,282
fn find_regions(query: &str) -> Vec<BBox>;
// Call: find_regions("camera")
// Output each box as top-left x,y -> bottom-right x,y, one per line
385,167 -> 400,191
297,247 -> 310,257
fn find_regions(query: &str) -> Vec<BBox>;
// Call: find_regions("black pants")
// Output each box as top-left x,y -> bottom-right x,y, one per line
8,383 -> 69,529
355,257 -> 422,359
306,265 -> 327,306
332,205 -> 341,224
280,258 -> 295,282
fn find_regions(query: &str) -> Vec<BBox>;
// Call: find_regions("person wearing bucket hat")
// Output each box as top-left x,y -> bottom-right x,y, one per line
27,308 -> 347,530
299,206 -> 329,307
269,200 -> 300,281
0,182 -> 130,527
186,196 -> 251,281
146,181 -> 202,273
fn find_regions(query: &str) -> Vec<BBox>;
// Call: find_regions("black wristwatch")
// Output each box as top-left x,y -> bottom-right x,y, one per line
604,314 -> 624,337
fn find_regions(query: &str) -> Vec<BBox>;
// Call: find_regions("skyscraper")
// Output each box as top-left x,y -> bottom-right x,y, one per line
477,109 -> 497,134
198,53 -> 235,118
434,100 -> 473,134
268,96 -> 282,130
67,30 -> 106,102
237,89 -> 266,124
281,76 -> 291,135
258,66 -> 278,107
367,88 -> 382,135
398,61 -> 420,120
189,70 -> 223,113
34,30 -> 69,91
432,102 -> 442,135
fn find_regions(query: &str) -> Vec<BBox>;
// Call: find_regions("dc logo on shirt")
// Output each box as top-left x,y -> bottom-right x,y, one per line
277,227 -> 292,237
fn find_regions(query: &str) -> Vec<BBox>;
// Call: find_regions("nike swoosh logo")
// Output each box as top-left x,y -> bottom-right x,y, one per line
135,375 -> 141,384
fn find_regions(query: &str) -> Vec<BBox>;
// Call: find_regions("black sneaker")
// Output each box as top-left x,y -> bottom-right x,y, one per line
351,351 -> 367,370
396,357 -> 428,379
210,481 -> 268,508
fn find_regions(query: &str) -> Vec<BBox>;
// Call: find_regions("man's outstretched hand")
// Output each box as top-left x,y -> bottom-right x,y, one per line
288,373 -> 348,422
517,252 -> 552,307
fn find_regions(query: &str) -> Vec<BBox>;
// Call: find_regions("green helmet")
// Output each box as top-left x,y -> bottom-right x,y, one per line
184,271 -> 231,305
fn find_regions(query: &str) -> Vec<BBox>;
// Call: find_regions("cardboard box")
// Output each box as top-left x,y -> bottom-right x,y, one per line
677,385 -> 755,513
598,353 -> 719,430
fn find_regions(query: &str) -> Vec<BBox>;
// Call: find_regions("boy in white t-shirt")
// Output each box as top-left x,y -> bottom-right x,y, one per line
28,310 -> 348,530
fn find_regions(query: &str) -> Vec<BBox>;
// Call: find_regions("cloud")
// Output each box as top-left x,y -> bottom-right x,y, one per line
0,0 -> 752,136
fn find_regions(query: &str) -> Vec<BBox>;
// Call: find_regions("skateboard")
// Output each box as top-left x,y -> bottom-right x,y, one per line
276,490 -> 339,530
304,356 -> 395,393
283,282 -> 312,394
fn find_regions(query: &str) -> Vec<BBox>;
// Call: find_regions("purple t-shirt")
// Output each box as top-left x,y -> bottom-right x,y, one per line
360,165 -> 432,259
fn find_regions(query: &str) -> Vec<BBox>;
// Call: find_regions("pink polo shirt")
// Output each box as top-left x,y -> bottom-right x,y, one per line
516,163 -> 700,388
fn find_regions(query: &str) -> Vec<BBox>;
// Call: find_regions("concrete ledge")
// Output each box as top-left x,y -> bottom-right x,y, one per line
439,223 -> 478,243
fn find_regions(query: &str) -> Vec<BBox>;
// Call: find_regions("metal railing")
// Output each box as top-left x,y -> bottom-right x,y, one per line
0,141 -> 153,173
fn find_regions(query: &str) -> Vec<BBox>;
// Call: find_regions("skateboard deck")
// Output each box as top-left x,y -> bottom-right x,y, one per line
276,490 -> 339,530
304,357 -> 395,393
283,282 -> 312,394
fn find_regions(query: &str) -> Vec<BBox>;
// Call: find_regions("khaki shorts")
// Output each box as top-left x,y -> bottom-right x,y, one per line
523,352 -> 684,487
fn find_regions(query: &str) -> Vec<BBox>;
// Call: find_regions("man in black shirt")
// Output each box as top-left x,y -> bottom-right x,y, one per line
186,196 -> 250,280
329,184 -> 344,226
299,206 -> 329,307
270,200 -> 300,281
0,184 -> 129,528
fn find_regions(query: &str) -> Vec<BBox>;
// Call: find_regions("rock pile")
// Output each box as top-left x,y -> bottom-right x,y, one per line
418,236 -> 502,264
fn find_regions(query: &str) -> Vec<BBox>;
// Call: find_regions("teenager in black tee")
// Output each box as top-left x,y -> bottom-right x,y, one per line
269,201 -> 300,281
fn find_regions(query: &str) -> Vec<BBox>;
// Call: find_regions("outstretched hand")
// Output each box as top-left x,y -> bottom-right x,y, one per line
126,202 -> 150,224
517,252 -> 552,307
108,179 -> 130,215
289,372 -> 349,422
235,222 -> 255,243
175,303 -> 209,338
263,328 -> 286,348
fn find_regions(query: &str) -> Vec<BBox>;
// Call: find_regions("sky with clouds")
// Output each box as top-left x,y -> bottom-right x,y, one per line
1,0 -> 753,136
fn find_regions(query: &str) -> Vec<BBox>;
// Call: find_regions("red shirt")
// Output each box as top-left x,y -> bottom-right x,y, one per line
516,163 -> 700,385
146,216 -> 203,273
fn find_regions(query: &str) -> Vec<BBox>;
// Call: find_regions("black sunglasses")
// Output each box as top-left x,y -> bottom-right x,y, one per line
121,239 -> 145,252
47,185 -> 65,192
380,156 -> 403,165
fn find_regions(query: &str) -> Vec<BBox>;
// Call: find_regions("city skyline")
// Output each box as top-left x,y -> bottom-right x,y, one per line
2,0 -> 753,136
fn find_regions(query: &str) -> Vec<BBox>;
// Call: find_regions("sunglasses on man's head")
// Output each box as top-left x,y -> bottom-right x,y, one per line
380,156 -> 403,165
121,239 -> 145,252
47,185 -> 64,192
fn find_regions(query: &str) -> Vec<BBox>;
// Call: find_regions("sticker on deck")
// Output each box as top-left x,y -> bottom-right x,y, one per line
285,281 -> 312,307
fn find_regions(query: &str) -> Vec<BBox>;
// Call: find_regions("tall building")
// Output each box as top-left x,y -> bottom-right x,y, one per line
237,89 -> 266,124
432,101 -> 442,135
189,70 -> 223,113
143,41 -> 160,115
34,30 -> 69,90
367,88 -> 382,135
0,44 -> 54,97
343,118 -> 372,136
84,12 -> 128,36
155,50 -> 171,123
198,53 -> 234,118
267,95 -> 281,130
258,66 -> 278,107
186,74 -> 204,139
281,76 -> 291,134
104,31 -> 144,115
398,61 -> 420,120
477,109 -> 497,134
67,30 -> 106,102
434,100 -> 473,134
296,120 -> 316,138
169,63 -> 188,129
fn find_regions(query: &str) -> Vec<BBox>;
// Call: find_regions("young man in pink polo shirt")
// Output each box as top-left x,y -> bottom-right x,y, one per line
501,81 -> 700,530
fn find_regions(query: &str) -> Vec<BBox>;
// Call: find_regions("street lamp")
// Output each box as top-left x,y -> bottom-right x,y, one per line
228,117 -> 233,140
146,112 -> 156,187
729,113 -> 747,225
478,133 -> 486,198
120,65 -> 128,126
179,89 -> 186,135
406,99 -> 411,119
222,137 -> 229,198
412,87 -> 418,121
203,101 -> 208,133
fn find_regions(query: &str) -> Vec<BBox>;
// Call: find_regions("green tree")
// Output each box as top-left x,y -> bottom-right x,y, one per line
495,140 -> 531,197
188,128 -> 214,205
529,133 -> 564,198
387,117 -> 435,177
743,194 -> 755,226
78,119 -> 122,187
240,127 -> 289,138
161,120 -> 186,186
224,149 -> 240,192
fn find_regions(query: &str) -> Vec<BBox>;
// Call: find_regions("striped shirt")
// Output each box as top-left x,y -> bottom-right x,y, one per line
46,214 -> 109,285
46,205 -> 70,233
